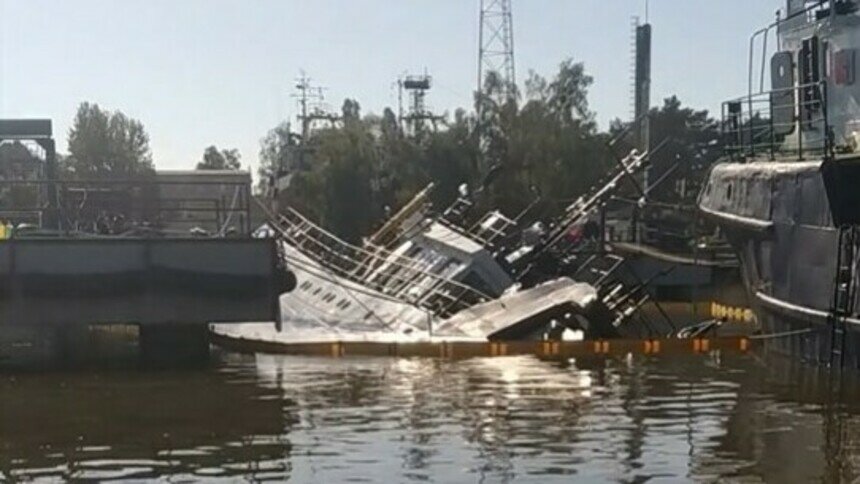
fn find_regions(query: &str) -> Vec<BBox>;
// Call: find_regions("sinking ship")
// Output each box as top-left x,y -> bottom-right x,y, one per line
699,0 -> 860,367
213,149 -> 680,348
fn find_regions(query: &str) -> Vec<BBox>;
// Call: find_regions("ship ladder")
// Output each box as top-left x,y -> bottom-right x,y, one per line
829,225 -> 857,369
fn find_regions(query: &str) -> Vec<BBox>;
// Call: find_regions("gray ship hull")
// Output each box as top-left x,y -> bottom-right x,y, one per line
699,158 -> 858,366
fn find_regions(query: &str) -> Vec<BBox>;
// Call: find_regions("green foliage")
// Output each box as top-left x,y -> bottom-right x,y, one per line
197,146 -> 241,170
0,142 -> 41,209
66,102 -> 153,179
261,60 -> 718,241
477,60 -> 610,218
258,121 -> 300,192
611,96 -> 720,203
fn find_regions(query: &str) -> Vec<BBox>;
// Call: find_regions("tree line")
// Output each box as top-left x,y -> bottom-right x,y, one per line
256,60 -> 721,242
52,59 -> 720,242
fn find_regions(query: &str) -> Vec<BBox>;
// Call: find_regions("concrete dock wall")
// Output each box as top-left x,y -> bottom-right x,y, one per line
0,238 -> 281,326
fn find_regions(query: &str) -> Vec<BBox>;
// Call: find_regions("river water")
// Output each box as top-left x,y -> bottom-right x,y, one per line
2,350 -> 860,482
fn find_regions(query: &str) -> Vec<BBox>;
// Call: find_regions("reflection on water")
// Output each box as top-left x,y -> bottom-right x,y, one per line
3,351 -> 860,482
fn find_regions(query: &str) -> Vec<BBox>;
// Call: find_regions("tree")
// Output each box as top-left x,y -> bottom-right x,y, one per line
610,96 -> 721,204
649,97 -> 720,198
197,146 -> 241,170
341,99 -> 361,125
66,102 -> 153,179
0,142 -> 41,209
255,60 -> 719,243
474,59 -> 610,220
258,121 -> 301,192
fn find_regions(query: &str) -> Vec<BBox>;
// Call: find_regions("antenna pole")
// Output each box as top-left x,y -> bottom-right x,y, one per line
290,73 -> 339,168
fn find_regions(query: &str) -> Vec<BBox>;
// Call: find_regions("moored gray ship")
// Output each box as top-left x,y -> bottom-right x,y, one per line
699,0 -> 860,367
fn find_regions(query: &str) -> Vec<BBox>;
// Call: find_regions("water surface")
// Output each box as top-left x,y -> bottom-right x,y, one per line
2,351 -> 859,482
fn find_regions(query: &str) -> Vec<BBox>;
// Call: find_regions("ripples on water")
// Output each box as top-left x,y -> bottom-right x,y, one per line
2,352 -> 860,482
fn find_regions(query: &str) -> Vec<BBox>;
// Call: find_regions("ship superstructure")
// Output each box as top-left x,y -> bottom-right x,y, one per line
699,0 -> 860,367
218,147 -> 680,345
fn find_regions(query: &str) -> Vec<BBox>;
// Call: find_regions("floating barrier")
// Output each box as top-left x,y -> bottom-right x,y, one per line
211,332 -> 754,360
710,302 -> 756,324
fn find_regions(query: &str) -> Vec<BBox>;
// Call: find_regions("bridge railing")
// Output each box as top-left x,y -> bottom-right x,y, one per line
0,177 -> 253,237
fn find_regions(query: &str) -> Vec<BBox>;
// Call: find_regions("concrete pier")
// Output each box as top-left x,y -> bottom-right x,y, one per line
0,238 -> 287,366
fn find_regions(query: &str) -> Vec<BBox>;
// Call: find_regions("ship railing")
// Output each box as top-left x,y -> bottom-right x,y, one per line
543,148 -> 653,253
721,80 -> 833,162
574,252 -> 677,338
467,210 -> 517,247
365,182 -> 435,249
274,207 -> 494,317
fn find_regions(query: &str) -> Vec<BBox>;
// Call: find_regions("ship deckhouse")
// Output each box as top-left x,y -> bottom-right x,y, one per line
725,0 -> 860,159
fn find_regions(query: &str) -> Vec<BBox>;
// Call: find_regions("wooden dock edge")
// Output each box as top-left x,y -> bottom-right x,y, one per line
210,332 -> 754,360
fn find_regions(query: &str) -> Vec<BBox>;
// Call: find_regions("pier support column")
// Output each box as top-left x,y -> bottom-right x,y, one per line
139,324 -> 210,365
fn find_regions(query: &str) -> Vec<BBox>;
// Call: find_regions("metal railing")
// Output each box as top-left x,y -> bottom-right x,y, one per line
0,177 -> 252,237
273,207 -> 495,318
722,80 -> 833,161
542,147 -> 657,253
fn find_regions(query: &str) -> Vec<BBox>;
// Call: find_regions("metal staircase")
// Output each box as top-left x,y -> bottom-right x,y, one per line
829,225 -> 857,368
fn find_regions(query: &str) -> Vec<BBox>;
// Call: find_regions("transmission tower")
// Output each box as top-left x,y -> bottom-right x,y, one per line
398,73 -> 442,140
478,0 -> 516,100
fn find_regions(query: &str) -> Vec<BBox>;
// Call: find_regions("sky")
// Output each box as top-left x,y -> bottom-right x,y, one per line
0,0 -> 784,174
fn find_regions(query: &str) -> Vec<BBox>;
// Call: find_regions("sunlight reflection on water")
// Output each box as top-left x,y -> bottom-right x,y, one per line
2,351 -> 860,482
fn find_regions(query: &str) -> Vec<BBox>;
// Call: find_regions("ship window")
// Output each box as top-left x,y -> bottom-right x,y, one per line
313,287 -> 322,296
300,281 -> 312,291
726,183 -> 733,201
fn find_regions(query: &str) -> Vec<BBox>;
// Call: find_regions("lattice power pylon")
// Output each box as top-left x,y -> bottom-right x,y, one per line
478,0 -> 516,101
398,74 -> 441,140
